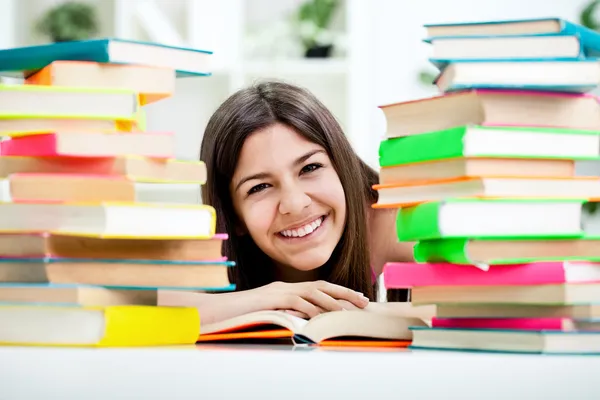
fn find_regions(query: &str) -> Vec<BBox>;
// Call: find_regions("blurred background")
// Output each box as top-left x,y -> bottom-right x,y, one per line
0,0 -> 594,170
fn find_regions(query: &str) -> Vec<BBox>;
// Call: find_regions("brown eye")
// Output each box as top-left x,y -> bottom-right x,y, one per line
247,183 -> 270,195
300,163 -> 323,174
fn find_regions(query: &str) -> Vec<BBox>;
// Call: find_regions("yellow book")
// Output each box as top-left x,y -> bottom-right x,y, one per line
0,305 -> 200,346
0,83 -> 143,135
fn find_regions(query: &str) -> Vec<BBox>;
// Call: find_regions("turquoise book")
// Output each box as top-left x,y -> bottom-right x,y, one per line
422,18 -> 600,67
0,38 -> 212,77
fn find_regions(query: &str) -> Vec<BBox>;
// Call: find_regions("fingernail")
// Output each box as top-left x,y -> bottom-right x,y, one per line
361,295 -> 369,301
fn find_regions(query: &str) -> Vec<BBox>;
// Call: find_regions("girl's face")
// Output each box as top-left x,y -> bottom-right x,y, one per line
231,123 -> 346,272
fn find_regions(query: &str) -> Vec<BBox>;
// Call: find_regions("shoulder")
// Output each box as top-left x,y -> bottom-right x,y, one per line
367,206 -> 414,278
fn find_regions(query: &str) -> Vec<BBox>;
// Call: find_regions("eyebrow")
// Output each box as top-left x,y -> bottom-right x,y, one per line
234,149 -> 325,192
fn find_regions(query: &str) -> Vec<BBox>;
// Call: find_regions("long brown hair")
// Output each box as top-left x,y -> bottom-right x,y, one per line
200,81 -> 379,300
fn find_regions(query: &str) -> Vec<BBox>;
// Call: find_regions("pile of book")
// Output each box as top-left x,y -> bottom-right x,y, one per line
0,38 -> 235,347
375,18 -> 600,354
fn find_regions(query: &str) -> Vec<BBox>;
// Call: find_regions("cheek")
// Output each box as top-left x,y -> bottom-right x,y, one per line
239,199 -> 277,238
313,170 -> 346,217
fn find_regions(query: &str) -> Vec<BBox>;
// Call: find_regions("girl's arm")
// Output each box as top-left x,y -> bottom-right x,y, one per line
159,280 -> 370,325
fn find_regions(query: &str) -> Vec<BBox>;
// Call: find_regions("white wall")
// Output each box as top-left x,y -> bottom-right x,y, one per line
368,0 -> 594,168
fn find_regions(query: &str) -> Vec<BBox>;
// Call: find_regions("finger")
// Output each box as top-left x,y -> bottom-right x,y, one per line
315,281 -> 370,308
284,295 -> 324,319
302,288 -> 345,312
282,310 -> 310,319
336,299 -> 361,311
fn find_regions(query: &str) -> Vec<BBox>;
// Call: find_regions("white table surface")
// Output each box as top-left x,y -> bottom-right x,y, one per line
1,344 -> 599,399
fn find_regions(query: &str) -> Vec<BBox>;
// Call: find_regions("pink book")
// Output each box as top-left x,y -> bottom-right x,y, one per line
432,317 -> 572,331
0,132 -> 173,158
383,261 -> 600,289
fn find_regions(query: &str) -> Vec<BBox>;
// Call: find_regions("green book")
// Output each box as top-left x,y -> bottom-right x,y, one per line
413,237 -> 600,265
397,198 -> 593,241
379,125 -> 600,167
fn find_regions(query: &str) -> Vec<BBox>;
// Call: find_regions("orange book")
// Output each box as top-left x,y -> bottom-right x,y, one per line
26,61 -> 175,105
373,175 -> 600,208
197,305 -> 430,347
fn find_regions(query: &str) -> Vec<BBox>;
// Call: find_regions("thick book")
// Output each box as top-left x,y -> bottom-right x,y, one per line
0,304 -> 200,346
0,232 -> 226,261
424,18 -> 598,40
0,132 -> 174,158
383,261 -> 600,288
435,60 -> 600,93
431,317 -> 600,332
0,83 -> 139,120
427,34 -> 600,66
0,117 -> 136,136
197,303 -> 433,347
0,257 -> 234,290
0,156 -> 207,184
394,199 -> 595,241
414,237 -> 600,265
411,282 -> 600,305
378,125 -> 600,167
0,38 -> 212,77
435,303 -> 600,319
373,176 -> 600,208
378,157 -> 575,185
0,283 -> 159,306
0,173 -> 136,203
26,61 -> 176,105
410,326 -> 600,354
0,202 -> 216,239
379,90 -> 600,138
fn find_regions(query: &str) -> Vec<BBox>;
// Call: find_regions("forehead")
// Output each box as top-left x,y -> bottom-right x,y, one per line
235,124 -> 324,172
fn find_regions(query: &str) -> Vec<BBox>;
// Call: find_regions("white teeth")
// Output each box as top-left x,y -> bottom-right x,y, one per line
280,216 -> 324,238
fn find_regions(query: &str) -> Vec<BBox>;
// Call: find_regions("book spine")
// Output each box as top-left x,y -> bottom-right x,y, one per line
396,202 -> 443,241
379,126 -> 468,166
0,134 -> 58,156
413,239 -> 471,264
431,317 -> 566,331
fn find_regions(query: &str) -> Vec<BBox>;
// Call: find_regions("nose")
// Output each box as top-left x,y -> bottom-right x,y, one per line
278,182 -> 311,215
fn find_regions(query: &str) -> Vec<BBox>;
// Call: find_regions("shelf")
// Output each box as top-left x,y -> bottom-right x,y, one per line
243,58 -> 349,76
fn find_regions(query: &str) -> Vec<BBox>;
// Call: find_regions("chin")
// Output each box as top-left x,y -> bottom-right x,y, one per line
285,251 -> 333,272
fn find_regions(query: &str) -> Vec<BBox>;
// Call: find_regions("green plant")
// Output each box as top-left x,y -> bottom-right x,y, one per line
35,1 -> 99,42
580,0 -> 600,30
295,0 -> 340,50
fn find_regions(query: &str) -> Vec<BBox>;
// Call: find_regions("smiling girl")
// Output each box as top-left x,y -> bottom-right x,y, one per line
164,81 -> 413,323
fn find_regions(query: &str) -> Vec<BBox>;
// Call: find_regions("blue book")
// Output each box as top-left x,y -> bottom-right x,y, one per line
434,59 -> 600,93
410,326 -> 600,354
422,18 -> 600,68
0,256 -> 235,266
423,17 -> 600,42
0,38 -> 212,78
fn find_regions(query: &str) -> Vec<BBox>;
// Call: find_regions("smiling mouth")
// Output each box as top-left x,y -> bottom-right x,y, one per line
278,215 -> 327,239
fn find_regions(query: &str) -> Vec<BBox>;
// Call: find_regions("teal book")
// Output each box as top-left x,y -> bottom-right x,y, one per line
423,17 -> 600,41
378,125 -> 600,167
0,257 -> 235,290
0,38 -> 212,77
435,59 -> 600,94
423,18 -> 600,67
410,326 -> 600,354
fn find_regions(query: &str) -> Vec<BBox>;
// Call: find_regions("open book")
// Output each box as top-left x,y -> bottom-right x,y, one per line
197,303 -> 434,347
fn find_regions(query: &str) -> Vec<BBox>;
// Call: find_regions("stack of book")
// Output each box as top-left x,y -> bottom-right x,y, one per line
0,38 -> 235,347
375,18 -> 600,354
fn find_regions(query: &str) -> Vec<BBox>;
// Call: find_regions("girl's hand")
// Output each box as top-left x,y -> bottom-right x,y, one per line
255,281 -> 369,319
